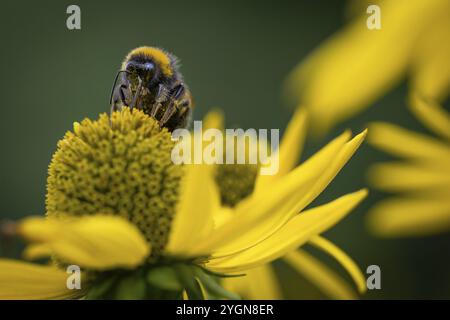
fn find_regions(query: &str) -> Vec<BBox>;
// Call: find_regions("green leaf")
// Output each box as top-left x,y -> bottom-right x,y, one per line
174,264 -> 205,300
195,268 -> 241,300
147,266 -> 182,291
85,276 -> 117,300
115,274 -> 146,300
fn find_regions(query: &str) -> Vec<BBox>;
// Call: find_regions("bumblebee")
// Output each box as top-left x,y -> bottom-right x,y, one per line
110,46 -> 193,131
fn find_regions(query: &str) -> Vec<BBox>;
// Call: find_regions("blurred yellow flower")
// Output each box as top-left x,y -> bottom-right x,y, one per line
367,94 -> 450,236
0,107 -> 368,299
285,0 -> 450,135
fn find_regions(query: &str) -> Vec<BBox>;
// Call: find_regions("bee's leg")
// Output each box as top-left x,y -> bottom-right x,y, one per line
160,84 -> 185,127
150,84 -> 168,117
160,101 -> 178,128
129,77 -> 143,110
111,84 -> 130,114
164,102 -> 192,131
171,105 -> 189,130
110,71 -> 131,113
174,101 -> 192,130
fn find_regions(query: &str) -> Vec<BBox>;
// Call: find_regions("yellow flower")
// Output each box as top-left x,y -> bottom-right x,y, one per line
0,107 -> 367,299
208,110 -> 367,300
285,0 -> 450,135
367,93 -> 450,236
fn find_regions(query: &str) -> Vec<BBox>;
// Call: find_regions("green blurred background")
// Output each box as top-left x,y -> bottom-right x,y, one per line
1,0 -> 449,299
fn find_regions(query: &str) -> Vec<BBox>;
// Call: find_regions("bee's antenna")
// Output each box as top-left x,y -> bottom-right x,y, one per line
109,70 -> 131,105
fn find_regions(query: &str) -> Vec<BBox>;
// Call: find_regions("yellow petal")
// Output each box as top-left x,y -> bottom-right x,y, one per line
165,164 -> 220,256
292,129 -> 367,217
193,131 -> 352,256
284,0 -> 447,135
200,130 -> 366,258
368,122 -> 450,164
23,244 -> 53,260
19,215 -> 150,270
206,189 -> 368,272
308,236 -> 366,294
221,130 -> 366,258
368,162 -> 450,192
203,109 -> 224,130
283,250 -> 358,300
409,93 -> 450,141
410,12 -> 450,101
213,207 -> 234,228
222,264 -> 282,300
367,197 -> 450,237
0,259 -> 80,300
255,108 -> 308,190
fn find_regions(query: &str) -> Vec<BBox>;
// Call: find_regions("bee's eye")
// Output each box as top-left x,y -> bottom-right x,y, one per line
126,63 -> 137,73
137,63 -> 154,82
126,61 -> 156,82
143,62 -> 153,70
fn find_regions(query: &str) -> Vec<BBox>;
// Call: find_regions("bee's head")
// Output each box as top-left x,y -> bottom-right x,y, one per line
125,60 -> 158,85
122,47 -> 176,87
